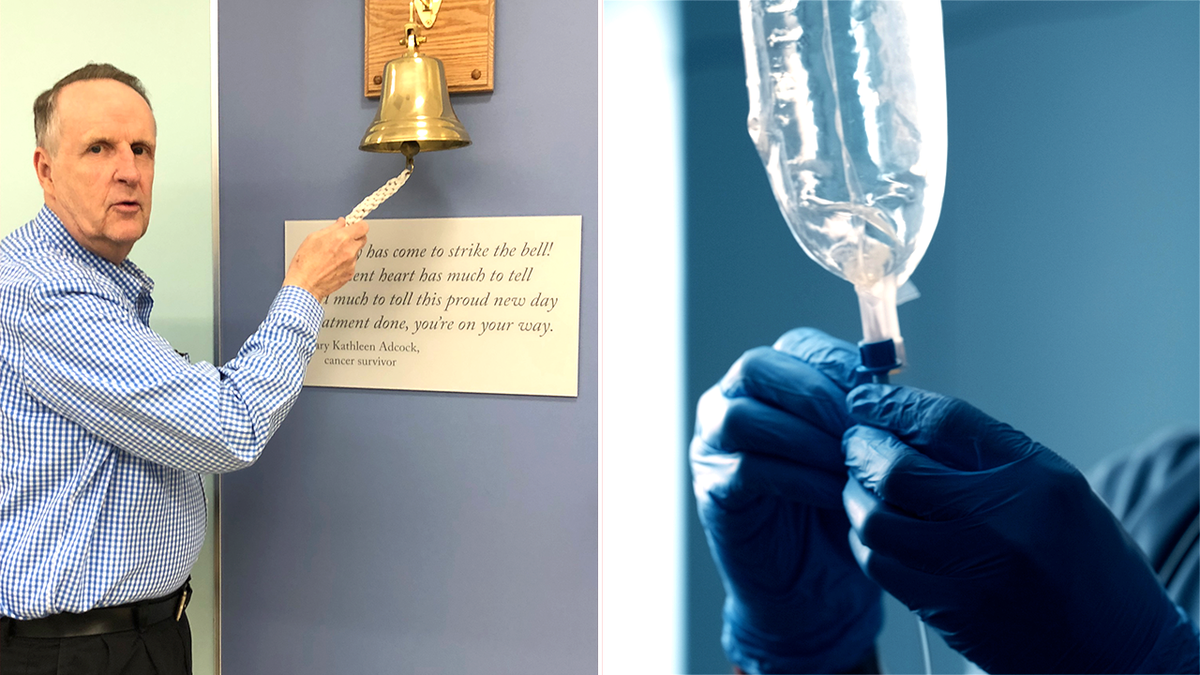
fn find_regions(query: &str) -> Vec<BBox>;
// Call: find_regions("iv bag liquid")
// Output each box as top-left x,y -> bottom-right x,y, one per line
740,0 -> 947,347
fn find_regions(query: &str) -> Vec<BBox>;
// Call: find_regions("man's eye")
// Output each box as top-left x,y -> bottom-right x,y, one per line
88,145 -> 102,154
133,147 -> 144,156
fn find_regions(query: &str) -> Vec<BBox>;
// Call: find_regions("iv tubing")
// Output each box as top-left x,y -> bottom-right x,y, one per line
857,336 -> 931,672
919,619 -> 932,674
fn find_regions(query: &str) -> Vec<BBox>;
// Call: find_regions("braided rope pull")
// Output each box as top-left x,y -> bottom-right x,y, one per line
344,168 -> 412,225
344,142 -> 420,226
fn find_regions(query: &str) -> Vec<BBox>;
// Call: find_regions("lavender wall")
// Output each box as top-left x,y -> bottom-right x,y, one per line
216,2 -> 597,672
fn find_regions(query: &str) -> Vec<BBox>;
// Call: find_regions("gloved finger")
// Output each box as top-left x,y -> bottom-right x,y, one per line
848,530 -> 1045,671
843,477 -> 1002,575
695,386 -> 846,474
692,437 -> 847,511
843,425 -> 1012,520
847,530 -> 975,628
720,347 -> 853,435
847,384 -> 1040,471
771,327 -> 864,391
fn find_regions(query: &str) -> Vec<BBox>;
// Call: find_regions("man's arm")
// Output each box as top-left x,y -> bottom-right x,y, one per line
16,217 -> 367,473
19,280 -> 317,473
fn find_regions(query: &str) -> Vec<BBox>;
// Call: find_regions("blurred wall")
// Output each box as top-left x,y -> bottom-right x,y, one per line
680,1 -> 1199,672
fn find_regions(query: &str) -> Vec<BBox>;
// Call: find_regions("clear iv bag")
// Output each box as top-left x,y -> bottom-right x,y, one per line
740,0 -> 947,359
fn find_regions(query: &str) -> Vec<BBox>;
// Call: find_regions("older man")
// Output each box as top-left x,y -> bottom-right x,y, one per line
0,63 -> 365,674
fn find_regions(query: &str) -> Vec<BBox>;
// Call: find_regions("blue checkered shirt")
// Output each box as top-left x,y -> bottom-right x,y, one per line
0,206 -> 321,619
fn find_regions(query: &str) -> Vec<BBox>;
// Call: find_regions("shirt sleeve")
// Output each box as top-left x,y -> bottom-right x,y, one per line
17,279 -> 322,473
1088,427 -> 1200,625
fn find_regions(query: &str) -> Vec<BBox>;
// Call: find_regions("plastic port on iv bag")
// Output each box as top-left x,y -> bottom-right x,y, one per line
858,276 -> 904,367
740,0 -> 947,363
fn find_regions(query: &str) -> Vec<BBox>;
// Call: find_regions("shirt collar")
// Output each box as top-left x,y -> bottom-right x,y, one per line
32,205 -> 155,300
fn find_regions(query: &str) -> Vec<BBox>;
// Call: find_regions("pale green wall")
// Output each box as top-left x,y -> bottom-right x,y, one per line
0,2 -> 218,674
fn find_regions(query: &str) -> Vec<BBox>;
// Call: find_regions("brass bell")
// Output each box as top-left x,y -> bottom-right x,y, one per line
359,24 -> 471,163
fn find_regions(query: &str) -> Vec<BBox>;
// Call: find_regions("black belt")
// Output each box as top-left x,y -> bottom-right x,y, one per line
2,579 -> 191,639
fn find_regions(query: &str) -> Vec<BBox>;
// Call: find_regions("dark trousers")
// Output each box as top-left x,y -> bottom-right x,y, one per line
0,613 -> 191,675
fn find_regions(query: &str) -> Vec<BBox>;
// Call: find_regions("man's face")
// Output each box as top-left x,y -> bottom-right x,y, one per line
34,78 -> 156,264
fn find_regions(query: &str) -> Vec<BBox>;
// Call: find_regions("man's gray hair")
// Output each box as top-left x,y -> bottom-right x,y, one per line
34,63 -> 152,152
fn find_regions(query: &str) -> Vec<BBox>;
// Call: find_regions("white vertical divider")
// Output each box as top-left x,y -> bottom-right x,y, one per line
600,2 -> 686,673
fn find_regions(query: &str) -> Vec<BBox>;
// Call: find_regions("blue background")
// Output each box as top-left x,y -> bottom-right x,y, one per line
680,1 -> 1199,672
215,2 -> 597,673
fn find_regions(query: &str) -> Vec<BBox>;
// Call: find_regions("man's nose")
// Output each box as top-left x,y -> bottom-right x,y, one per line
113,146 -> 141,184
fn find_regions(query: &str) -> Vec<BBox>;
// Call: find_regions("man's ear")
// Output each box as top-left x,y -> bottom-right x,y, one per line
34,147 -> 54,197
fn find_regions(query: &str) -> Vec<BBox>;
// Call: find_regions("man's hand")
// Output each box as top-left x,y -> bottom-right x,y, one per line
691,328 -> 881,674
283,218 -> 368,301
842,384 -> 1200,673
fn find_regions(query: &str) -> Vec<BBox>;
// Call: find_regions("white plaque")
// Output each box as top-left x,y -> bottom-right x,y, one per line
284,216 -> 582,397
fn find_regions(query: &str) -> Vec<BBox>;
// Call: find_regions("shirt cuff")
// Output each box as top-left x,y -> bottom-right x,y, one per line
272,285 -> 324,337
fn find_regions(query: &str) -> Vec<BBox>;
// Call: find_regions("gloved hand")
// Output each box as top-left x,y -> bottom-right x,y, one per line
842,384 -> 1200,674
691,328 -> 881,674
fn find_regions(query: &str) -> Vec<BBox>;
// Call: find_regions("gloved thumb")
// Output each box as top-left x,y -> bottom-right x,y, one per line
847,384 -> 1040,471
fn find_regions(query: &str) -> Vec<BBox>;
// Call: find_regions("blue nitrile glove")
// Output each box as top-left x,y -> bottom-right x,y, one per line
691,328 -> 882,674
842,384 -> 1200,674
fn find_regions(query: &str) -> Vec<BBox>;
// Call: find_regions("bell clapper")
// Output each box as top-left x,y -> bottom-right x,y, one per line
400,141 -> 419,173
